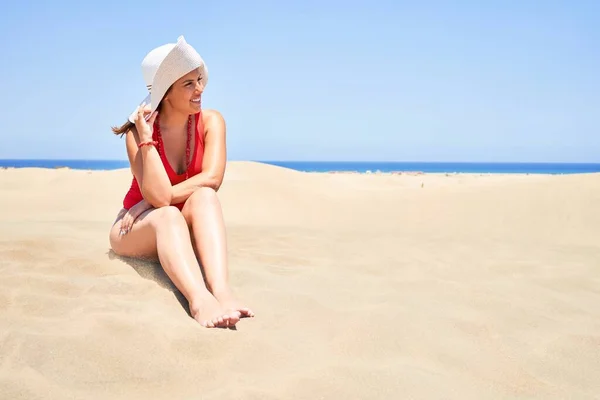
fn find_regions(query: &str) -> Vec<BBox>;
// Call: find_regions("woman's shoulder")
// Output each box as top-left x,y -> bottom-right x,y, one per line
201,108 -> 225,124
200,109 -> 226,135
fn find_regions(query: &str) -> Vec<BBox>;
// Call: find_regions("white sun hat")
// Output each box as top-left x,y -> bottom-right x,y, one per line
128,35 -> 208,123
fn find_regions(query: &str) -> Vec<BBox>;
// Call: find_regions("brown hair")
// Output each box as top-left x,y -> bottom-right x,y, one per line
111,120 -> 134,137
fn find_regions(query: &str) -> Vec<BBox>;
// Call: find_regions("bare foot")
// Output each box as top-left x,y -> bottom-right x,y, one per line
213,288 -> 255,323
189,292 -> 235,328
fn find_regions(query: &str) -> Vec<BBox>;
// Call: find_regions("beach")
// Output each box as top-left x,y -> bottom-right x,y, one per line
1,161 -> 599,399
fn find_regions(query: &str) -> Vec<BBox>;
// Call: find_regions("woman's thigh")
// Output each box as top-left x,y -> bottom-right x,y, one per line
109,206 -> 182,260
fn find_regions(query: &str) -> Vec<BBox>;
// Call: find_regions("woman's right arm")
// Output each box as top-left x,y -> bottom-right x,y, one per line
125,109 -> 172,208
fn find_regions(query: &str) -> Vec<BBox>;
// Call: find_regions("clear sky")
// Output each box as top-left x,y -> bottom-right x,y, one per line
0,1 -> 598,162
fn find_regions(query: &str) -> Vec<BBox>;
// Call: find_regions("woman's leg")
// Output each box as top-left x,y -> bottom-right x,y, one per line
181,188 -> 254,320
109,206 -> 235,328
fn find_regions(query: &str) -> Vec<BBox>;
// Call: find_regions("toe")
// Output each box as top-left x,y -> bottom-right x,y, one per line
241,308 -> 254,318
228,314 -> 240,326
225,309 -> 241,322
222,314 -> 230,325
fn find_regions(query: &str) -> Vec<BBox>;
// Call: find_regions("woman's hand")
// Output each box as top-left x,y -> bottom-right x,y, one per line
119,199 -> 154,236
134,102 -> 158,143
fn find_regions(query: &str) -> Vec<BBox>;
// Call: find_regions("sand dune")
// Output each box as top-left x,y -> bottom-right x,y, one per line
1,162 -> 599,399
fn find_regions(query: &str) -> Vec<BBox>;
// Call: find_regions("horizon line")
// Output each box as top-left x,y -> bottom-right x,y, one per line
1,158 -> 600,165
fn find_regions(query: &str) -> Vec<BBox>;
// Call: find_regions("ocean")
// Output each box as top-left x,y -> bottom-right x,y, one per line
1,159 -> 600,174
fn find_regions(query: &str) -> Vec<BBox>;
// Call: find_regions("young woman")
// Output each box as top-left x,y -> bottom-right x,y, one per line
108,36 -> 253,329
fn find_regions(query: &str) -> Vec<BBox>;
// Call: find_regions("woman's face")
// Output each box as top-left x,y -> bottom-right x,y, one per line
163,67 -> 205,114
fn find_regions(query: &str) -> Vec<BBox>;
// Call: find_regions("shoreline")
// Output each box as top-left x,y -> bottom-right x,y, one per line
1,165 -> 600,177
1,159 -> 600,176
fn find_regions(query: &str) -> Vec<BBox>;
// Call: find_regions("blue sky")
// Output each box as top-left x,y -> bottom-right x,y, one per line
0,1 -> 598,162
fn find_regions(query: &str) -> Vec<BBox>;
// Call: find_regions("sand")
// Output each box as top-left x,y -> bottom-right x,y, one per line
0,161 -> 599,399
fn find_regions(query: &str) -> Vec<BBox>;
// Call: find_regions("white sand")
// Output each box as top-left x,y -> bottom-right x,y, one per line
1,162 -> 599,399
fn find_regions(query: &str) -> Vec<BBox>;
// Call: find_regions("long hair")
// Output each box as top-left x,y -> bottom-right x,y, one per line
111,120 -> 135,137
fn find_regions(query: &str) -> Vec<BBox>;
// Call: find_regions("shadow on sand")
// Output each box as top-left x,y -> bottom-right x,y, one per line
107,249 -> 190,316
106,249 -> 237,330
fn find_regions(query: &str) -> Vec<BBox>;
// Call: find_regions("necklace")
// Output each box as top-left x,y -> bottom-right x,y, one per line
154,114 -> 193,178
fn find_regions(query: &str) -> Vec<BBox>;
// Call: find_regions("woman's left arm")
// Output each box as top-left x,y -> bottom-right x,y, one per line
170,109 -> 227,204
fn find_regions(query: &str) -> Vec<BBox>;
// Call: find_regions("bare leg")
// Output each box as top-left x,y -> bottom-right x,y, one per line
181,188 -> 254,321
109,206 -> 235,328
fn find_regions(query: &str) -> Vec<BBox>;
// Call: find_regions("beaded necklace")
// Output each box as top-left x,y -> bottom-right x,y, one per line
154,114 -> 193,179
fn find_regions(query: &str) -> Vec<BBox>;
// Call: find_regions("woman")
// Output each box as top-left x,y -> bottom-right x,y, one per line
108,36 -> 254,329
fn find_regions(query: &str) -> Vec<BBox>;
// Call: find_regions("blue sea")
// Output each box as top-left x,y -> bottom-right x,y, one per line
1,159 -> 600,174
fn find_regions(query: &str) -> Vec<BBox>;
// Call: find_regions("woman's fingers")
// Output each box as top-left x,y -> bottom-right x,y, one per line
136,103 -> 145,119
122,208 -> 143,235
134,103 -> 147,126
124,216 -> 130,234
133,102 -> 156,139
138,102 -> 153,120
121,217 -> 128,235
120,212 -> 132,235
126,212 -> 135,233
119,201 -> 151,236
133,106 -> 143,130
147,110 -> 158,124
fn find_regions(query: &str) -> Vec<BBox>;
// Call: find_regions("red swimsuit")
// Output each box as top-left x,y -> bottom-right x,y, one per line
122,112 -> 205,211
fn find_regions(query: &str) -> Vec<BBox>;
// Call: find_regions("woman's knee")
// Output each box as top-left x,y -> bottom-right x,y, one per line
182,187 -> 219,224
151,205 -> 186,227
109,206 -> 185,256
188,187 -> 218,208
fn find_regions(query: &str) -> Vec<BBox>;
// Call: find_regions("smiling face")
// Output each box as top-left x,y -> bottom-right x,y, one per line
161,67 -> 205,114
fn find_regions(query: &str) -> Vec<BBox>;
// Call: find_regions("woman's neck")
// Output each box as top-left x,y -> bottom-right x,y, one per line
158,107 -> 189,137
